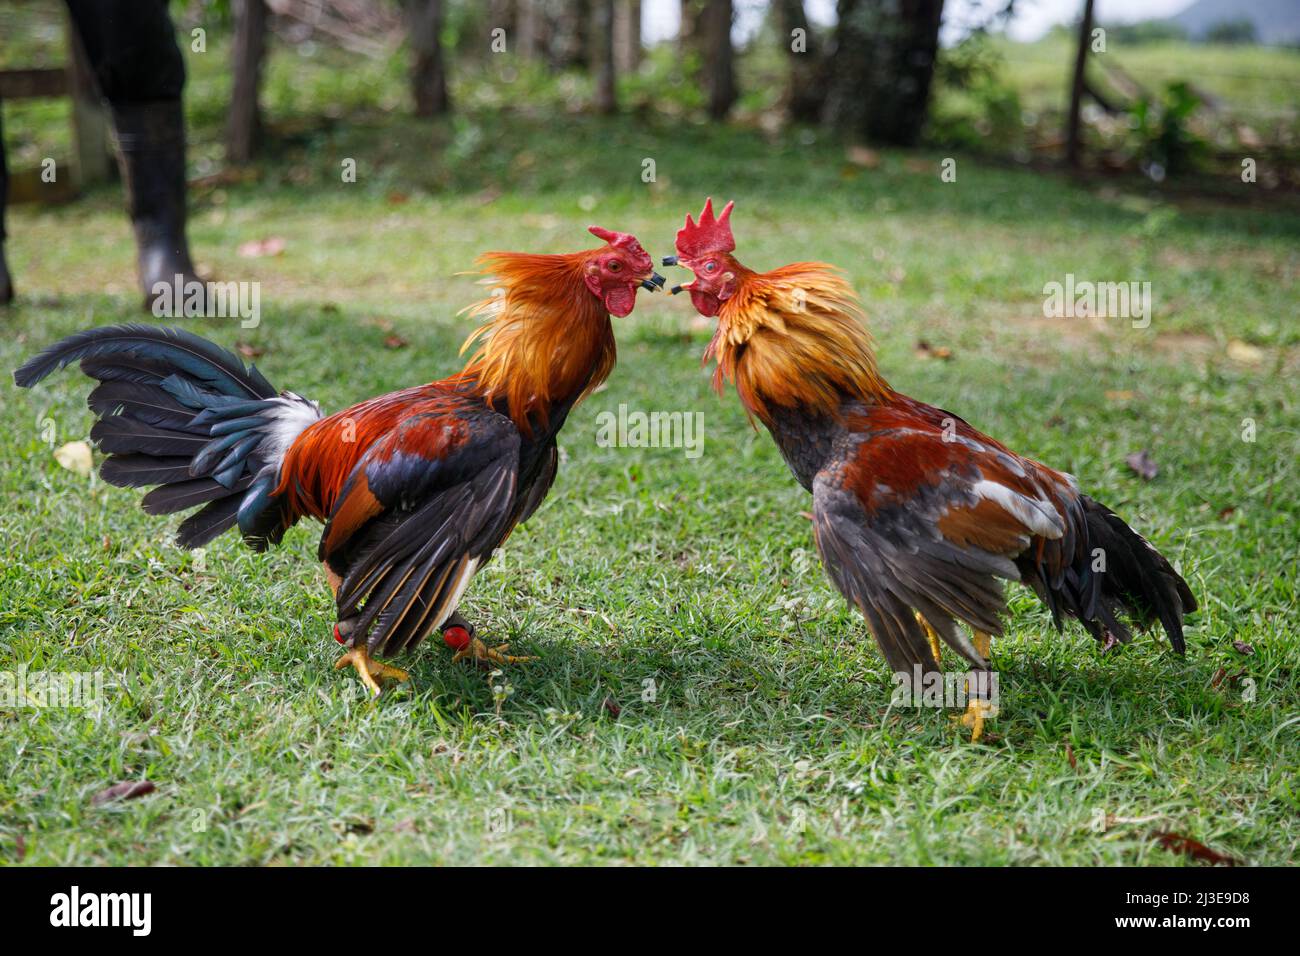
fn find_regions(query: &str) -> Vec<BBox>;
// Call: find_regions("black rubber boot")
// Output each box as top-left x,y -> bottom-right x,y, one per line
0,243 -> 12,305
110,99 -> 202,312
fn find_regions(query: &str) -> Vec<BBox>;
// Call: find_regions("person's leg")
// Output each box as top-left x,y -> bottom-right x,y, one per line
66,0 -> 199,309
0,108 -> 13,304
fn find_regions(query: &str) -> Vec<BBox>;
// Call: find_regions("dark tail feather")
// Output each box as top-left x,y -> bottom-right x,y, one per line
1079,495 -> 1196,653
14,323 -> 276,398
14,324 -> 320,550
177,495 -> 247,549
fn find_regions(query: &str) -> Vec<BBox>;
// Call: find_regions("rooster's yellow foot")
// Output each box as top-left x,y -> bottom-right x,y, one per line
334,645 -> 409,697
956,697 -> 998,743
451,636 -> 537,667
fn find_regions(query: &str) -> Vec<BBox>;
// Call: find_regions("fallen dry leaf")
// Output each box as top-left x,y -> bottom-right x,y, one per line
383,334 -> 409,350
1226,339 -> 1264,365
54,440 -> 93,477
846,145 -> 880,169
1125,450 -> 1159,481
237,236 -> 286,258
1104,390 -> 1135,402
602,696 -> 622,719
914,340 -> 953,361
1152,830 -> 1239,866
91,781 -> 156,806
1232,641 -> 1255,655
1065,740 -> 1077,770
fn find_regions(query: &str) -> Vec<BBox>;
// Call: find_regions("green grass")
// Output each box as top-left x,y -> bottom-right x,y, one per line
0,25 -> 1297,866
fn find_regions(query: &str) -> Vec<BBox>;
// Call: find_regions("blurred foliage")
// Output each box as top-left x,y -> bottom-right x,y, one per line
1097,20 -> 1188,46
1204,19 -> 1259,46
1127,81 -> 1207,180
930,34 -> 1024,155
1,0 -> 1296,185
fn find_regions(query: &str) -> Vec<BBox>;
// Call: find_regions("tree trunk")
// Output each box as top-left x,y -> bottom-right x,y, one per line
776,0 -> 824,123
679,0 -> 705,65
703,0 -> 736,120
518,0 -> 540,58
615,0 -> 642,74
407,0 -> 450,117
823,0 -> 944,147
1065,0 -> 1095,167
593,0 -> 617,113
550,0 -> 591,69
226,0 -> 267,165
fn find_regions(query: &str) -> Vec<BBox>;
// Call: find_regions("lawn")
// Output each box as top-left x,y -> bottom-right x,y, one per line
1,26 -> 1297,866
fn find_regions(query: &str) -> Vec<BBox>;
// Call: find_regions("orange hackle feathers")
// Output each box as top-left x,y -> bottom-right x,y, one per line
705,262 -> 890,426
457,250 -> 617,436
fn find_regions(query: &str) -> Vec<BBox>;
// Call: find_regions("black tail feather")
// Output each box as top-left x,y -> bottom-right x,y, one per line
14,324 -> 319,550
14,323 -> 275,398
1041,496 -> 1195,654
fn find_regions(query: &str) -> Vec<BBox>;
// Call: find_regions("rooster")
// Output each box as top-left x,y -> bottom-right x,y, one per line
15,226 -> 660,695
667,199 -> 1195,740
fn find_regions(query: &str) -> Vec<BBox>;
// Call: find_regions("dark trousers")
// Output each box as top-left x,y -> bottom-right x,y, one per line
1,0 -> 185,241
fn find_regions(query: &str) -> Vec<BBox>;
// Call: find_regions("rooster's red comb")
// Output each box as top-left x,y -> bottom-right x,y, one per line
589,225 -> 637,250
588,225 -> 651,270
675,198 -> 735,259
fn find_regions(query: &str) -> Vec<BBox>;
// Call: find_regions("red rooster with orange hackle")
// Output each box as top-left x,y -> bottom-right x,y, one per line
667,198 -> 1196,740
15,226 -> 660,695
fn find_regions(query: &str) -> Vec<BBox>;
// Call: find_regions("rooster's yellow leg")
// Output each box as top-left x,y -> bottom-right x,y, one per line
914,612 -> 944,666
334,645 -> 409,697
959,698 -> 996,743
451,637 -> 537,667
957,630 -> 997,742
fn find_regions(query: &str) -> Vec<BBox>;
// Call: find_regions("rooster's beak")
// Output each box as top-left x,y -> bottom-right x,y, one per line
640,272 -> 667,292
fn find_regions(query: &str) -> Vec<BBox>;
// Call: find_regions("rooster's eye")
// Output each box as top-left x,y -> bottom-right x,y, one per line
607,260 -> 621,272
704,261 -> 718,273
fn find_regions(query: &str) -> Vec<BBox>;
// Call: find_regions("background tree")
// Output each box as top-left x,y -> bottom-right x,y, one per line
406,0 -> 450,117
678,0 -> 705,67
1065,0 -> 1094,167
703,0 -> 737,120
775,0 -> 825,123
614,0 -> 642,75
226,0 -> 268,164
592,0 -> 617,113
549,0 -> 592,69
517,0 -> 541,58
823,0 -> 945,146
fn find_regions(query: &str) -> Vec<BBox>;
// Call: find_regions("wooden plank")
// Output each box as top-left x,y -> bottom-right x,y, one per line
7,166 -> 79,205
0,67 -> 68,99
